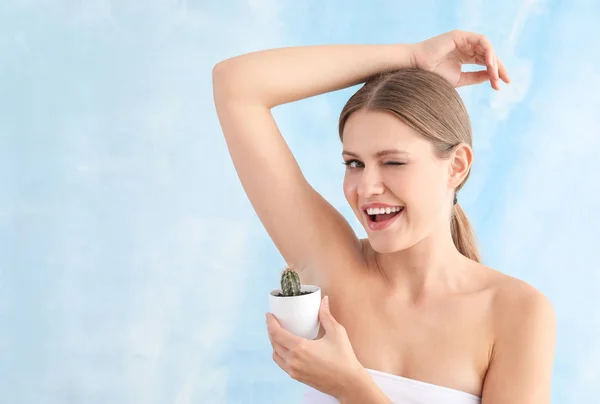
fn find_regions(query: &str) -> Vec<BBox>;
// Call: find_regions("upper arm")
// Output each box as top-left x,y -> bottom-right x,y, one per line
212,64 -> 362,285
481,284 -> 556,404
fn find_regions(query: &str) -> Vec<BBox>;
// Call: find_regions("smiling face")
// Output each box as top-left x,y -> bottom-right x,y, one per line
342,109 -> 457,252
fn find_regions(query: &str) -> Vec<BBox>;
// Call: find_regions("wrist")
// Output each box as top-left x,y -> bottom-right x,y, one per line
394,43 -> 418,70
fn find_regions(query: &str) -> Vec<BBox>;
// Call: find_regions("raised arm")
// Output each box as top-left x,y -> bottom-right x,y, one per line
212,43 -> 416,108
212,43 -> 416,284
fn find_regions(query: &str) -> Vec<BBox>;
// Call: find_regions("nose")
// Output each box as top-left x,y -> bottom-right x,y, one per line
356,168 -> 385,198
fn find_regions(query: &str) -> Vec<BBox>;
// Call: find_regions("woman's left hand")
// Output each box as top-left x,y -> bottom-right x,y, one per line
266,296 -> 365,399
411,29 -> 511,90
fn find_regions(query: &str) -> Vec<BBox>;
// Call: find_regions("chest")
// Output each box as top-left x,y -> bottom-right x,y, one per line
319,278 -> 493,397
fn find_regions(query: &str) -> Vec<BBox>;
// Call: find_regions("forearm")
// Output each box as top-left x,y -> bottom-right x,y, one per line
337,368 -> 393,404
212,43 -> 416,108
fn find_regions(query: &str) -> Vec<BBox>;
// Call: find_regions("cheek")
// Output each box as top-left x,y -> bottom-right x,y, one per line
392,174 -> 419,201
401,175 -> 440,213
342,176 -> 355,199
343,174 -> 356,194
406,181 -> 448,222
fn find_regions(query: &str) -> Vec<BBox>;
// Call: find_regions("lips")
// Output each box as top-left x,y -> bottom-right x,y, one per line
364,207 -> 405,231
364,207 -> 404,221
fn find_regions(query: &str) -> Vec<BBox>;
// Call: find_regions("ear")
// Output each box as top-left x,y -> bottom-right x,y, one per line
449,143 -> 473,187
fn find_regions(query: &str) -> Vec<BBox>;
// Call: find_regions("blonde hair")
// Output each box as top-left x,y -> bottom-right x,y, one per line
338,68 -> 481,263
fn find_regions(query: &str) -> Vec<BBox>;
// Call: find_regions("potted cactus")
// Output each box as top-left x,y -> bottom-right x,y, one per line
268,265 -> 322,339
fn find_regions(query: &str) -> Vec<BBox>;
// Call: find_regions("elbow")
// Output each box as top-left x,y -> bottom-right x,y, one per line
213,59 -> 265,107
212,59 -> 232,84
212,60 -> 232,98
212,61 -> 238,107
212,59 -> 249,105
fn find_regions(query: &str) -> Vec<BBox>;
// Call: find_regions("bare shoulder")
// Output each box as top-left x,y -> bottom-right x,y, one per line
473,265 -> 556,335
462,263 -> 556,329
478,267 -> 556,403
489,271 -> 556,328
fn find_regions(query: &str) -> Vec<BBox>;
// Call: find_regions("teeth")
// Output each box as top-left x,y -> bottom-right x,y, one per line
366,206 -> 403,215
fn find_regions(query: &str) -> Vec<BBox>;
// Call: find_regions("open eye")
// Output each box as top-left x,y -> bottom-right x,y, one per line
342,160 -> 361,169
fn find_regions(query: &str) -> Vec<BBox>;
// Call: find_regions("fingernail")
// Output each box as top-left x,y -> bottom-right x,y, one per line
324,296 -> 329,309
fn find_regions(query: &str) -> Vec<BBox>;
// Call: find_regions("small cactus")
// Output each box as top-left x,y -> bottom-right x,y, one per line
280,266 -> 302,296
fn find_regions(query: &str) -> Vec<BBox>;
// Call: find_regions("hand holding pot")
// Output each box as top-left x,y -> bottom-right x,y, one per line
266,296 -> 364,399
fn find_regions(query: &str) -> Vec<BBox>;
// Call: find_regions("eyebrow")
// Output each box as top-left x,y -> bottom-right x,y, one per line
341,149 -> 411,158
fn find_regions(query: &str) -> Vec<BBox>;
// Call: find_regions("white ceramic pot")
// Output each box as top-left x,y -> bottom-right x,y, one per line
268,285 -> 321,340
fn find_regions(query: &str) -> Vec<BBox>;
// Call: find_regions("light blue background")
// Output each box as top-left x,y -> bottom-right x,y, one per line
1,0 -> 599,403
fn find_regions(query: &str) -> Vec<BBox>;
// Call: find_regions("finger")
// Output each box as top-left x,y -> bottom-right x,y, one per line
268,325 -> 290,362
267,314 -> 286,349
460,31 -> 499,83
474,55 -> 487,66
460,51 -> 487,67
319,296 -> 341,335
483,52 -> 499,90
497,58 -> 511,83
268,327 -> 290,354
272,348 -> 303,382
485,51 -> 499,89
266,313 -> 303,349
272,339 -> 290,361
456,70 -> 490,88
272,348 -> 288,372
272,341 -> 299,380
460,32 -> 493,64
492,54 -> 500,83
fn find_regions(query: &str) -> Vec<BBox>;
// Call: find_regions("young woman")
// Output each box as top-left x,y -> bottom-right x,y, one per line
212,29 -> 556,404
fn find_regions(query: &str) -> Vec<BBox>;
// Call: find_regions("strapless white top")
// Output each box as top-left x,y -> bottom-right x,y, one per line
303,368 -> 481,404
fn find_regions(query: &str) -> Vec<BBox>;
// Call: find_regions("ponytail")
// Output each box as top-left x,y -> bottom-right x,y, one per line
450,204 -> 481,263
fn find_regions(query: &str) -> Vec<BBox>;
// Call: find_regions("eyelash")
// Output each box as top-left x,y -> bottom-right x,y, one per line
342,160 -> 406,169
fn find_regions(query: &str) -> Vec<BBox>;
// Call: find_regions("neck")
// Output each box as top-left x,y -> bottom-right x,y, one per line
367,222 -> 470,303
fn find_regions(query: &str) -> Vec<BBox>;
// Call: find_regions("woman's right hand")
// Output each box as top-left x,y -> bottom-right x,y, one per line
411,29 -> 511,90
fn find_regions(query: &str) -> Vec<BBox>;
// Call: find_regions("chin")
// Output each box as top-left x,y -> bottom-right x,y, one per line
367,234 -> 412,254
